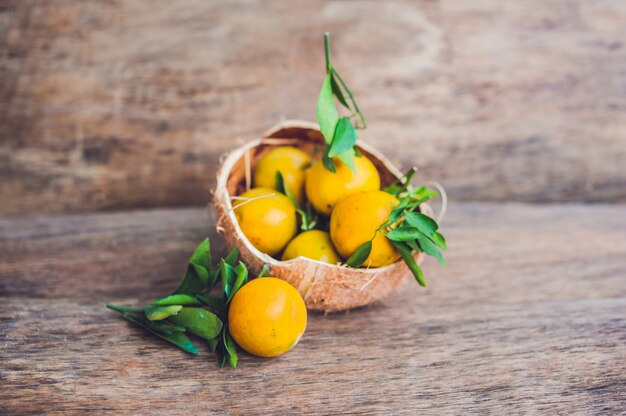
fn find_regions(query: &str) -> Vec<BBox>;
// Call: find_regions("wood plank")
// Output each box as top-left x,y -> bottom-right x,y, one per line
1,1 -> 626,214
1,203 -> 625,413
1,296 -> 624,414
2,203 -> 625,304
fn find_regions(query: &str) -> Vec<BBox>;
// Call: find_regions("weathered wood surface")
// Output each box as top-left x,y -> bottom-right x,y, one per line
1,202 -> 625,414
2,0 -> 626,215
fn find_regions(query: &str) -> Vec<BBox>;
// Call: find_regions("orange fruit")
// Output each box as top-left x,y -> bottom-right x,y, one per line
305,155 -> 380,215
253,146 -> 312,204
282,230 -> 342,264
330,190 -> 401,267
228,277 -> 307,357
234,187 -> 297,256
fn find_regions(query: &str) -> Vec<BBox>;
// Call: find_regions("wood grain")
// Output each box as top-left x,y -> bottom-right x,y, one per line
1,203 -> 625,414
1,0 -> 626,214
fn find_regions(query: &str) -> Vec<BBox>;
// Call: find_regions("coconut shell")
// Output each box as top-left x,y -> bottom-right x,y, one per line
213,120 -> 433,313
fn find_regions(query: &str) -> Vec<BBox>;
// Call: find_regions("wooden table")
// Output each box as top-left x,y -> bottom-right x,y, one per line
3,0 -> 626,215
1,202 -> 624,414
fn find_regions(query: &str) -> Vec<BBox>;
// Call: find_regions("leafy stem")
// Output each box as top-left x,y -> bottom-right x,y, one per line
324,32 -> 331,70
106,238 -> 249,368
331,68 -> 367,129
344,168 -> 448,287
316,33 -> 366,174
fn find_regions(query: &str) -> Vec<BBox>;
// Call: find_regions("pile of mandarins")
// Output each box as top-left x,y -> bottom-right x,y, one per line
234,146 -> 402,268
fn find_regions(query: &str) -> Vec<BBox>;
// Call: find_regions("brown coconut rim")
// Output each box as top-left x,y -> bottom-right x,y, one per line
214,120 -> 435,313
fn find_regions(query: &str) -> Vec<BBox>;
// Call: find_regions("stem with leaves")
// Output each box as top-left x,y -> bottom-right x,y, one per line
106,238 -> 272,368
345,168 -> 447,287
316,33 -> 367,174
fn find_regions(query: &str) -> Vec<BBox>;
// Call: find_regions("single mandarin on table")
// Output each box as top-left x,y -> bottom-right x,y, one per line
228,277 -> 307,358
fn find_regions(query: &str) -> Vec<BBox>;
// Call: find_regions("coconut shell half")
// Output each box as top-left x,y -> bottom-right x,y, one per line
213,120 -> 432,313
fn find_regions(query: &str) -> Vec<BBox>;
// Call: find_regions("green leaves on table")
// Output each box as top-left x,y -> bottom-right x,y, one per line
144,304 -> 182,321
222,260 -> 248,304
106,237 -> 250,368
150,294 -> 202,306
222,329 -> 239,368
121,312 -> 199,355
316,33 -> 366,174
168,307 -> 223,341
174,238 -> 212,294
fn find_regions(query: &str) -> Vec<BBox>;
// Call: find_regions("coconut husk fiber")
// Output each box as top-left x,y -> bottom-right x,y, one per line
213,120 -> 433,313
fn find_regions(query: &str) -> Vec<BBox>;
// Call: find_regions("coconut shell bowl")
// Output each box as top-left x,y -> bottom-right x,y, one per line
214,120 -> 437,313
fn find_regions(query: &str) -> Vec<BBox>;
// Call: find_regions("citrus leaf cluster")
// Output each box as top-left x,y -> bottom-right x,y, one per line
316,33 -> 366,174
107,238 -> 271,368
347,169 -> 447,286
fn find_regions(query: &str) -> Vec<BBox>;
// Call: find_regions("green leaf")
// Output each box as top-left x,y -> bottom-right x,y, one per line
331,67 -> 367,129
331,72 -> 350,109
157,322 -> 187,332
174,269 -> 204,295
346,240 -> 373,268
167,307 -> 223,341
189,238 -> 211,270
317,73 -> 339,144
221,260 -> 236,299
228,261 -> 248,302
173,238 -> 212,294
384,167 -> 417,196
121,313 -> 199,354
386,226 -> 422,242
218,342 -> 227,368
150,294 -> 201,306
208,268 -> 220,289
405,239 -> 422,253
337,146 -> 356,174
403,212 -> 446,250
175,262 -> 208,295
416,235 -> 446,266
410,186 -> 439,200
223,330 -> 239,368
392,241 -> 426,287
299,202 -> 319,231
207,336 -> 219,352
328,117 -> 358,157
432,231 -> 447,250
106,304 -> 144,314
322,145 -> 336,173
275,170 -> 286,193
404,212 -> 438,236
196,294 -> 226,314
189,262 -> 210,285
275,171 -> 299,208
144,304 -> 183,321
257,264 -> 271,278
224,247 -> 239,268
388,199 -> 410,222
